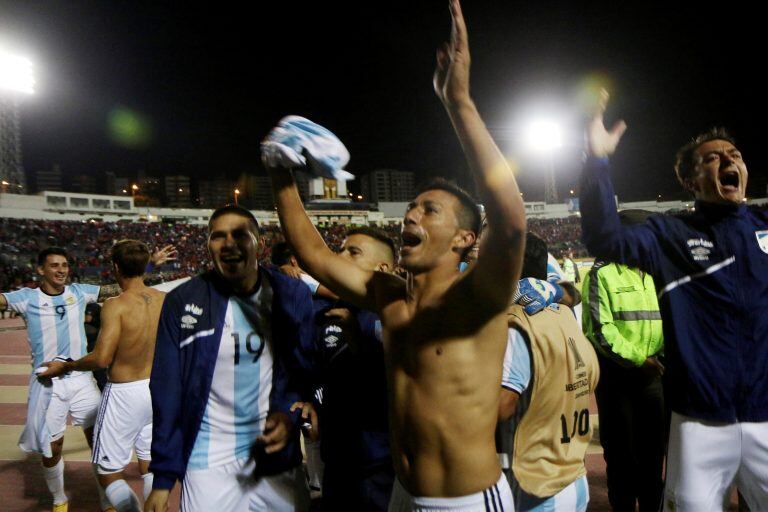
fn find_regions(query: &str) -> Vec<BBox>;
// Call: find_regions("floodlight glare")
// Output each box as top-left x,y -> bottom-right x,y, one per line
526,120 -> 562,152
0,51 -> 35,94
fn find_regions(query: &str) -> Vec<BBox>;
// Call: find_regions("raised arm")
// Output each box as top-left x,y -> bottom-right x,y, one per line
150,245 -> 178,266
579,90 -> 661,271
435,0 -> 526,310
39,299 -> 122,377
269,170 -> 380,311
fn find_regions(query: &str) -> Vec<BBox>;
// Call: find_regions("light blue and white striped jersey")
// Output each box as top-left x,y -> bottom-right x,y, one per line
501,327 -> 531,394
547,253 -> 565,284
2,284 -> 100,370
188,278 -> 274,470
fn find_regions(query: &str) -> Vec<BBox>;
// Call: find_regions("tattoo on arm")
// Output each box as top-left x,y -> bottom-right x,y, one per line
97,284 -> 121,302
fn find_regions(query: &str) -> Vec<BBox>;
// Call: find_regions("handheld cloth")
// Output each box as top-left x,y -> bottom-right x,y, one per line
261,115 -> 353,181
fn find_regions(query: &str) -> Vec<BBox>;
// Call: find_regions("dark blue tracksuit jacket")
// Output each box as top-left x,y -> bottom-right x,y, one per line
148,266 -> 314,489
580,156 -> 768,423
310,297 -> 391,473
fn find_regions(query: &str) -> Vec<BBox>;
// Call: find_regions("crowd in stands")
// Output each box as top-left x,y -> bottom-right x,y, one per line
527,216 -> 586,258
0,216 -> 586,289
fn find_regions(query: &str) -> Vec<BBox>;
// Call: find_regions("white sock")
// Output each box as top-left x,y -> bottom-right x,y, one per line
141,472 -> 153,500
92,464 -> 113,511
42,459 -> 67,505
105,480 -> 141,512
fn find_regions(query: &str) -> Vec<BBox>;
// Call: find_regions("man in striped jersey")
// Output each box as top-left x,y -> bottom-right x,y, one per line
1,247 -> 110,511
0,245 -> 175,512
145,205 -> 312,512
41,240 -> 165,512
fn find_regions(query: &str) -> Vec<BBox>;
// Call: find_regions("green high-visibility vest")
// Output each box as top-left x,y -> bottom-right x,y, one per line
582,261 -> 664,367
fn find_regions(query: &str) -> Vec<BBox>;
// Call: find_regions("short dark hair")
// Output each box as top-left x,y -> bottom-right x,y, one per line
270,241 -> 294,266
37,247 -> 68,266
674,127 -> 737,186
208,204 -> 260,232
416,178 -> 482,259
111,239 -> 151,278
520,232 -> 548,281
346,226 -> 396,263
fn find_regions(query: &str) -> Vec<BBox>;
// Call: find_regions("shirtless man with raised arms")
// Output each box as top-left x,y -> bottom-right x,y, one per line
269,2 -> 525,509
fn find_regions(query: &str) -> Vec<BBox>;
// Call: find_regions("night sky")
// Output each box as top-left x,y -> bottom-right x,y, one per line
1,0 -> 764,202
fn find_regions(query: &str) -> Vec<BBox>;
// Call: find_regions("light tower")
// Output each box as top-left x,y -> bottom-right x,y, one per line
0,49 -> 35,194
526,120 -> 562,204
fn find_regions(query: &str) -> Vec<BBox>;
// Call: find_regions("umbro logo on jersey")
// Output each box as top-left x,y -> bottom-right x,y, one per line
184,304 -> 203,316
756,230 -> 768,254
324,335 -> 339,348
687,237 -> 713,261
180,315 -> 198,329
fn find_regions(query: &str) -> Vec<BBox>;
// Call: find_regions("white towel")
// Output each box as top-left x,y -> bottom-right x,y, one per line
261,115 -> 354,181
18,372 -> 54,457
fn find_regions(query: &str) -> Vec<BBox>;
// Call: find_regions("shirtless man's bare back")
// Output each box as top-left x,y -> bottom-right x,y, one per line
269,1 -> 526,508
42,240 -> 165,512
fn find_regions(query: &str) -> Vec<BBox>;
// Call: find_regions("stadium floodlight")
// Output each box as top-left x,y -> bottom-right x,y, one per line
525,120 -> 562,153
524,119 -> 563,204
0,50 -> 35,94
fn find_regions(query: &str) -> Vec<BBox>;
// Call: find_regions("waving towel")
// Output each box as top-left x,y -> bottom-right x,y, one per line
261,115 -> 354,181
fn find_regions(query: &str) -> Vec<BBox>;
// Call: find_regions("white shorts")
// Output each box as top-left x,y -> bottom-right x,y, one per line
512,475 -> 589,512
91,379 -> 152,474
664,412 -> 768,511
181,458 -> 310,512
45,372 -> 102,441
388,473 -> 513,512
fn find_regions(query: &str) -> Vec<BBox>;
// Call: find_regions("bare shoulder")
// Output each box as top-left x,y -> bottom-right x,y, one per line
145,288 -> 166,301
450,262 -> 507,308
101,295 -> 127,316
436,270 -> 505,327
371,271 -> 406,303
113,287 -> 165,308
135,288 -> 165,306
